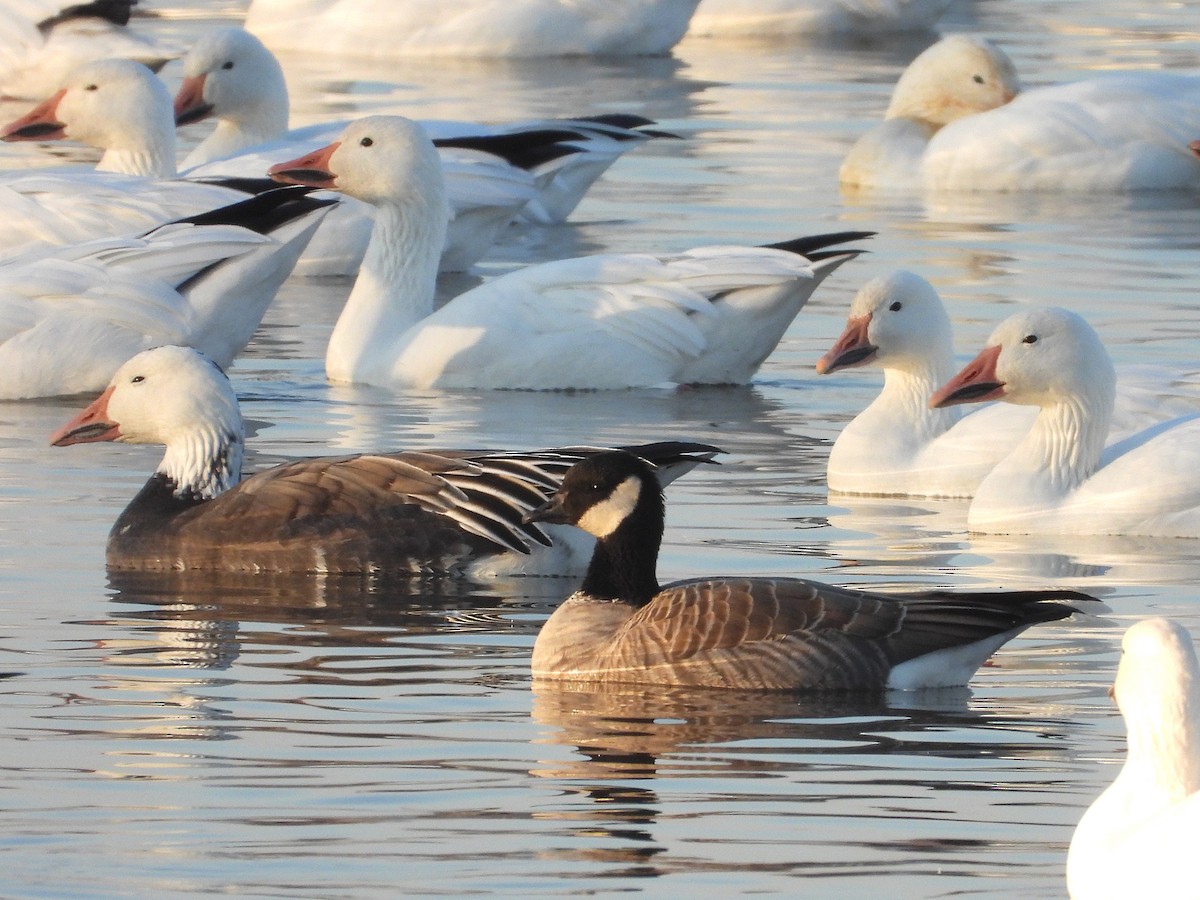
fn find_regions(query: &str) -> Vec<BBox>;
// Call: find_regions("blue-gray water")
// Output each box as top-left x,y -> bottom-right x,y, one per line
2,1 -> 1200,896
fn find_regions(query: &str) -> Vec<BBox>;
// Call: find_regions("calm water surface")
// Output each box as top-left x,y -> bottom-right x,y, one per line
2,1 -> 1200,896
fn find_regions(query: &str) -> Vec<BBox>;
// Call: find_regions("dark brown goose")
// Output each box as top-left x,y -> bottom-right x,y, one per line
50,345 -> 720,575
523,450 -> 1098,691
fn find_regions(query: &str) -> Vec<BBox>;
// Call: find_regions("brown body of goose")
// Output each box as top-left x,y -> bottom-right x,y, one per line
525,450 -> 1097,691
51,346 -> 720,575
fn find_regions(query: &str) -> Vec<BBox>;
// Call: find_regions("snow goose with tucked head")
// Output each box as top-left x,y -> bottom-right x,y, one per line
51,346 -> 721,575
1066,617 -> 1200,899
0,187 -> 332,399
688,0 -> 953,38
930,307 -> 1200,537
816,272 -> 1200,498
840,35 -> 1020,191
842,34 -> 1200,192
174,27 -> 670,229
242,0 -> 701,58
269,115 -> 870,391
0,0 -> 172,101
522,450 -> 1096,689
0,55 -> 564,274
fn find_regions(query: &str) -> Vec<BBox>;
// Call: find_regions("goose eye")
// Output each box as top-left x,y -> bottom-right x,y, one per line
1022,334 -> 1038,344
221,61 -> 234,70
131,375 -> 145,384
973,74 -> 985,85
889,301 -> 902,312
360,137 -> 374,147
84,83 -> 98,91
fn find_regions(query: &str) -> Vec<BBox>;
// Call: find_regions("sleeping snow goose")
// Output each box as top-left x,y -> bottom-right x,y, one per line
521,450 -> 1096,689
268,115 -> 871,390
841,34 -> 1200,193
50,345 -> 721,575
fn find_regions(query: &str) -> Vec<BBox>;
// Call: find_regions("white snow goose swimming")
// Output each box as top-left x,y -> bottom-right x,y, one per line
0,186 -> 332,400
521,449 -> 1097,689
687,0 -> 953,38
1066,617 -> 1200,899
242,0 -> 702,58
50,345 -> 722,575
0,56 -> 572,275
841,34 -> 1200,192
174,27 -> 674,228
816,270 -> 1036,498
268,115 -> 871,391
815,271 -> 1200,498
930,306 -> 1200,538
0,57 -> 256,262
0,0 -> 172,100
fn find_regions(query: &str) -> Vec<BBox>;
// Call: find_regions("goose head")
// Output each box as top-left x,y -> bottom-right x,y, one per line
817,270 -> 953,375
525,451 -> 663,541
930,306 -> 1116,411
1,58 -> 176,176
1112,618 -> 1200,795
886,34 -> 1020,127
51,346 -> 243,501
269,115 -> 446,209
174,27 -> 287,129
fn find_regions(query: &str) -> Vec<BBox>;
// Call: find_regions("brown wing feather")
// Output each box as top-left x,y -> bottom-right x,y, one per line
592,580 -> 1080,691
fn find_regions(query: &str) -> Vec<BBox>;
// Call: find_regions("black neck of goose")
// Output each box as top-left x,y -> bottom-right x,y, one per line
579,489 -> 664,607
111,472 -> 210,537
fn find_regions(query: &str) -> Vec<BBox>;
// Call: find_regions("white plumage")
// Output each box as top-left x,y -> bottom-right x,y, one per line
1067,618 -> 1200,899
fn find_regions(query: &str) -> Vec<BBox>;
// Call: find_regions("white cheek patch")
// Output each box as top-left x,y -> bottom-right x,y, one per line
576,475 -> 641,538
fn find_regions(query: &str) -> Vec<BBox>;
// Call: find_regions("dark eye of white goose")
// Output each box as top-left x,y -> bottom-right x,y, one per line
889,301 -> 902,312
973,74 -> 985,85
1022,334 -> 1038,344
130,375 -> 145,384
84,84 -> 98,91
360,137 -> 374,147
221,60 -> 234,70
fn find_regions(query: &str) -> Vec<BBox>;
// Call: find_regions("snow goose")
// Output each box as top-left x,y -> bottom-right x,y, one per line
0,0 -> 172,101
0,56 -> 564,274
816,270 -> 1036,497
522,449 -> 1096,689
0,186 -> 332,400
174,29 -> 672,236
269,115 -> 870,391
1066,617 -> 1200,899
930,307 -> 1200,537
842,34 -> 1200,192
815,271 -> 1200,498
687,0 -> 953,38
0,57 -> 256,261
840,35 -> 1020,191
242,0 -> 702,58
50,345 -> 721,575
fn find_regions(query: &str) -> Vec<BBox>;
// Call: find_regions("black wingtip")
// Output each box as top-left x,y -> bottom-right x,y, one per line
762,231 -> 877,257
158,185 -> 337,236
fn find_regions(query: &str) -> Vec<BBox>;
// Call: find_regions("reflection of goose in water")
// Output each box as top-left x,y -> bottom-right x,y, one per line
826,493 -> 1200,586
530,679 -> 1079,878
105,568 -> 553,674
